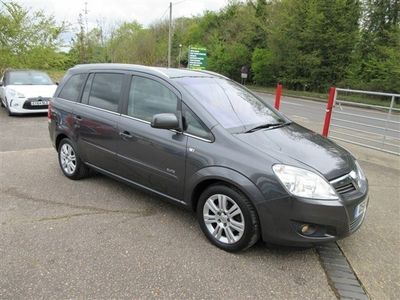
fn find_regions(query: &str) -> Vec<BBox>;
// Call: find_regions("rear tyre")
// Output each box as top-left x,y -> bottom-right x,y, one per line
58,138 -> 90,180
197,184 -> 260,252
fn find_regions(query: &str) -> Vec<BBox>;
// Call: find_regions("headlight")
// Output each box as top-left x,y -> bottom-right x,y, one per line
272,164 -> 338,200
354,160 -> 366,188
8,89 -> 25,98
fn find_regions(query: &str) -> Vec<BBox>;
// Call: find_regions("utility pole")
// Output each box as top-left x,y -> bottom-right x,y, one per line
168,2 -> 172,68
84,2 -> 88,34
84,2 -> 88,63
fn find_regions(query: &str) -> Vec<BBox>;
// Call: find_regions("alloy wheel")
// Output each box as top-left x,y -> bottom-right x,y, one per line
202,194 -> 245,244
60,143 -> 77,175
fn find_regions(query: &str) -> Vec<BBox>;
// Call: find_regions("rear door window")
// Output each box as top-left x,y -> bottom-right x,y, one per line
88,73 -> 123,112
59,74 -> 86,102
127,76 -> 178,122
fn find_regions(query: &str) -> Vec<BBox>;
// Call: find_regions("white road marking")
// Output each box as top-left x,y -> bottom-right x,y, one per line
292,115 -> 309,121
281,101 -> 304,107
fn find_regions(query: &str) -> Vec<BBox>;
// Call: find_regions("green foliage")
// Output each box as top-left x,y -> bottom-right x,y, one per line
1,0 -> 399,93
208,42 -> 250,80
344,0 -> 400,92
264,0 -> 362,91
251,48 -> 276,85
0,1 -> 66,72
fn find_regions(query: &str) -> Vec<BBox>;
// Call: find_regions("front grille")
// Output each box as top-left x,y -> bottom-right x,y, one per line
23,97 -> 50,110
330,173 -> 357,196
335,182 -> 356,194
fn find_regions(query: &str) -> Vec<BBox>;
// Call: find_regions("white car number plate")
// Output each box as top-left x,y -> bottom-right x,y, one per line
354,201 -> 367,218
31,101 -> 49,106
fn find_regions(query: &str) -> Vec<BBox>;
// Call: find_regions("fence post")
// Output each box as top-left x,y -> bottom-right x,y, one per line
274,82 -> 283,110
322,87 -> 336,137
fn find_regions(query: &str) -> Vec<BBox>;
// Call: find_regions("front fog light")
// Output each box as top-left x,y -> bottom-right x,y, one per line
300,224 -> 317,235
272,164 -> 338,200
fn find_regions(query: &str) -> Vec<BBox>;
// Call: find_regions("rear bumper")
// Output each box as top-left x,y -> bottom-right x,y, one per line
256,192 -> 368,246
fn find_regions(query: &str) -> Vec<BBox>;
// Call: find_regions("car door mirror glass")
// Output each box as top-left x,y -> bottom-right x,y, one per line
151,113 -> 179,130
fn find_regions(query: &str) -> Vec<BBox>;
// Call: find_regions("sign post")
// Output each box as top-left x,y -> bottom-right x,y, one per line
188,46 -> 207,70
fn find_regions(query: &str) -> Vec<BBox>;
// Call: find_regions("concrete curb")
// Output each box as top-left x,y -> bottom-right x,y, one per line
316,243 -> 369,300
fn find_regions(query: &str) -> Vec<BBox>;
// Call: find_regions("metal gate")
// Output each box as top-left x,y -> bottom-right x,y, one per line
327,88 -> 400,156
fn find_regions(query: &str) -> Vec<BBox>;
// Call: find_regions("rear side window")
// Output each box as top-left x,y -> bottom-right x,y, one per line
88,73 -> 123,112
59,74 -> 86,102
81,73 -> 94,104
127,76 -> 178,122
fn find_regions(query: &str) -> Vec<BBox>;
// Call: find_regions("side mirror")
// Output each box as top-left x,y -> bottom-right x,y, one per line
151,113 -> 180,130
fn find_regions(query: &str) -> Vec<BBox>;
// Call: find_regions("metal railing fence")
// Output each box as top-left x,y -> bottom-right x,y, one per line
328,88 -> 400,156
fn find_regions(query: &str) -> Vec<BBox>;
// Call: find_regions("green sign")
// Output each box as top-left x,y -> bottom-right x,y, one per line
188,46 -> 207,70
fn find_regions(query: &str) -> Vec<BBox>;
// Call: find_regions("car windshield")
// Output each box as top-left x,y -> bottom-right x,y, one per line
176,77 -> 285,133
8,71 -> 53,85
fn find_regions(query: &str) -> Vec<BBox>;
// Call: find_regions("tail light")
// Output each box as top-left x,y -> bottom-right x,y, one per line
47,99 -> 52,122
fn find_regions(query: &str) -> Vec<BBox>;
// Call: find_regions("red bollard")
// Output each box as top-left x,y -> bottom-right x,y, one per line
322,87 -> 336,137
274,83 -> 283,110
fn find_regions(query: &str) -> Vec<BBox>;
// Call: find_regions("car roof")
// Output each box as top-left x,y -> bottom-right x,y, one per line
70,63 -> 227,80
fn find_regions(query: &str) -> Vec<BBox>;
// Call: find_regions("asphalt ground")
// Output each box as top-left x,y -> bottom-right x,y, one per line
0,110 -> 335,298
1,96 -> 399,299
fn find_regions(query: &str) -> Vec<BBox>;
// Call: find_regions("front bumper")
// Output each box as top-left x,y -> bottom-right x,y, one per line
256,191 -> 369,246
7,97 -> 49,114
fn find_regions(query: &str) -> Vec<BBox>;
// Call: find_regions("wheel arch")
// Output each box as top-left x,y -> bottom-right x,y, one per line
55,133 -> 69,150
187,166 -> 266,213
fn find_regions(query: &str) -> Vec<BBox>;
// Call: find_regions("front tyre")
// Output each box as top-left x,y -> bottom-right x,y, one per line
197,184 -> 260,252
58,138 -> 90,180
5,99 -> 13,116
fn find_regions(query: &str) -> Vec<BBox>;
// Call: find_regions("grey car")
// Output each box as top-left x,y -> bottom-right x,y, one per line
48,64 -> 368,252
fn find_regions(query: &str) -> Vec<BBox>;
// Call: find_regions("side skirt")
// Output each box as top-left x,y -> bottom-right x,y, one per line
85,162 -> 189,208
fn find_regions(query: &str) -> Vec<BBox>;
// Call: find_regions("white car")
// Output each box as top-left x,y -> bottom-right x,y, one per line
0,70 -> 58,115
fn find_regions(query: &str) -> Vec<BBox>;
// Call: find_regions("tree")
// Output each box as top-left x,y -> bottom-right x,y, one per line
262,0 -> 361,91
347,0 -> 400,92
0,1 -> 66,72
251,48 -> 276,85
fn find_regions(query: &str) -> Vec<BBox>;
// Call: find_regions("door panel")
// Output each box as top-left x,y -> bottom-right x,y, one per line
117,116 -> 187,200
116,74 -> 187,200
74,72 -> 126,173
75,104 -> 120,173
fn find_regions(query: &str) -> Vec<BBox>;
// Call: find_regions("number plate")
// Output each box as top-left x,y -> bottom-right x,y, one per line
31,101 -> 49,106
354,201 -> 367,218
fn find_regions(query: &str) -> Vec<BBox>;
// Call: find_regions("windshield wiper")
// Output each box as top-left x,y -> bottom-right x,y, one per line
244,121 -> 291,133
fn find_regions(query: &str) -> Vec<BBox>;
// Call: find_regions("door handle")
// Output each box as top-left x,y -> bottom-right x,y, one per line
119,131 -> 133,139
73,115 -> 82,128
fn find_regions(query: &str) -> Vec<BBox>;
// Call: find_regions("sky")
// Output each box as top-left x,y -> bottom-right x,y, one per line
17,0 -> 229,29
15,0 -> 230,49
